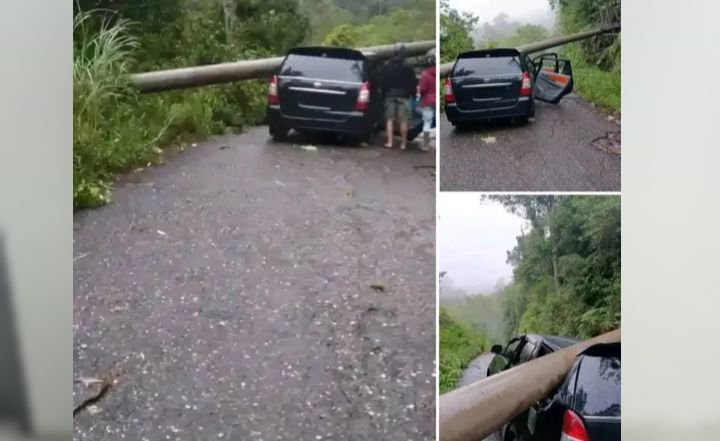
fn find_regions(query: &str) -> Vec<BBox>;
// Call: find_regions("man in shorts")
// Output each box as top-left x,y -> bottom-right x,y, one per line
380,44 -> 418,150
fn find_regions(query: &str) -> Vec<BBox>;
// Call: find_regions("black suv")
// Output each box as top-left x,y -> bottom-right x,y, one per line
443,48 -> 574,127
266,46 -> 422,144
487,334 -> 578,377
505,342 -> 621,441
486,334 -> 578,441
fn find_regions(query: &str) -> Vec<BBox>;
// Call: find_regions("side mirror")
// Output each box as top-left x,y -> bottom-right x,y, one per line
490,344 -> 502,355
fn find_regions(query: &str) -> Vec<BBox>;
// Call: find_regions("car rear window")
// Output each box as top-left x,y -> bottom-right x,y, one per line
280,54 -> 364,82
452,56 -> 523,78
574,355 -> 621,417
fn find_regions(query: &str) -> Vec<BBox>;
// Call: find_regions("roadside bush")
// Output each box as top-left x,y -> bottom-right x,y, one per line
564,44 -> 621,111
551,0 -> 621,111
73,9 -> 269,209
439,308 -> 488,393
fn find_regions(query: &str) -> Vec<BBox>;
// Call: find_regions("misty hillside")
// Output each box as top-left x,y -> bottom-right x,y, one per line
473,12 -> 556,48
440,273 -> 508,344
441,292 -> 506,344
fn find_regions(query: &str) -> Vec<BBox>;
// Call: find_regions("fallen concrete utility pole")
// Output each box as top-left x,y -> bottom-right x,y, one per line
131,41 -> 435,94
439,24 -> 620,78
439,329 -> 621,441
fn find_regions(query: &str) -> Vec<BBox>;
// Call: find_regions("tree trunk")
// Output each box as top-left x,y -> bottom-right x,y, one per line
222,0 -> 234,44
552,252 -> 561,297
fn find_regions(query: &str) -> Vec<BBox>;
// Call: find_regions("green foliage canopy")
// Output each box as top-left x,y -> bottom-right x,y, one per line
491,196 -> 621,339
549,0 -> 621,71
439,0 -> 478,63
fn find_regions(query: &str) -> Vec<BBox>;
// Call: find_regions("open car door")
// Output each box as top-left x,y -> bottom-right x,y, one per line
532,53 -> 573,104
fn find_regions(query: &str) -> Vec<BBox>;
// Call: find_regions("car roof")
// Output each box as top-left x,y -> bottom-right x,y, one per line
287,46 -> 366,61
524,334 -> 578,350
580,342 -> 620,358
456,48 -> 521,60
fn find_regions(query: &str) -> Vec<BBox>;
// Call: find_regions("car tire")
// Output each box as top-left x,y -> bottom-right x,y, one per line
269,123 -> 288,142
528,100 -> 536,118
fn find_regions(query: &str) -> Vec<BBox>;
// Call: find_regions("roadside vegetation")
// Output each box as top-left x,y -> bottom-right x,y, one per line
440,0 -> 620,111
494,195 -> 621,339
451,196 -> 621,342
552,0 -> 621,111
73,0 -> 434,209
439,307 -> 488,394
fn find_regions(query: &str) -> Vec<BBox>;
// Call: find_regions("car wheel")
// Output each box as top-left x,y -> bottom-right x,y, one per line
269,123 -> 288,142
528,100 -> 536,118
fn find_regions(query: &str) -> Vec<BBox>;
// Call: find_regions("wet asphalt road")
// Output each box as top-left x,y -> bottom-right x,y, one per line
73,127 -> 436,440
439,95 -> 621,192
456,353 -> 493,389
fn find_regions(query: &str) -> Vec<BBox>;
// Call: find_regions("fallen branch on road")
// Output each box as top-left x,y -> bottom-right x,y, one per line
73,367 -> 122,417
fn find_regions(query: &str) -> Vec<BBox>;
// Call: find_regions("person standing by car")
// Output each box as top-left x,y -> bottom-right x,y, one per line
418,49 -> 436,151
380,44 -> 417,150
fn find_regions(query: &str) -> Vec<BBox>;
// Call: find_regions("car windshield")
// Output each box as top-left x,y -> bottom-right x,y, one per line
574,355 -> 621,417
453,56 -> 523,78
280,54 -> 364,82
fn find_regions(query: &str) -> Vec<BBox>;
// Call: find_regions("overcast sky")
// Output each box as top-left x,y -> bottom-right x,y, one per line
438,194 -> 527,295
450,0 -> 554,26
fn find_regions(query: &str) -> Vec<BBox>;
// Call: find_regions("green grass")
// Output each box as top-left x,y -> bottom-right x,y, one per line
564,44 -> 621,112
570,62 -> 620,112
439,308 -> 488,394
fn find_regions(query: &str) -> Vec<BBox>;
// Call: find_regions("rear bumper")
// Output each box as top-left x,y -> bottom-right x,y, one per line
444,97 -> 532,123
267,106 -> 374,135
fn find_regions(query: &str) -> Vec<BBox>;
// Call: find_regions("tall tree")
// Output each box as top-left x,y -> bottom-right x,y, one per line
440,0 -> 478,62
495,196 -> 620,339
548,0 -> 621,70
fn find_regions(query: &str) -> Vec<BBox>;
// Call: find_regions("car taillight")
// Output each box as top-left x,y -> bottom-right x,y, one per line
520,71 -> 532,97
355,81 -> 370,111
268,75 -> 279,105
444,78 -> 455,103
560,410 -> 589,441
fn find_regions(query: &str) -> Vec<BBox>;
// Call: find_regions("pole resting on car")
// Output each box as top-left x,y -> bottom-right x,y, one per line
439,329 -> 621,441
438,24 -> 621,79
131,41 -> 435,94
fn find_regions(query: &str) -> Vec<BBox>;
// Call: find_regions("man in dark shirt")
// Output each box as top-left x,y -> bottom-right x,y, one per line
380,44 -> 418,150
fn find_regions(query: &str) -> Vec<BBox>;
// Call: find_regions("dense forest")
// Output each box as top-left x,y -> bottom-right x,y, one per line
440,0 -> 620,110
495,195 -> 621,339
73,0 -> 434,209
